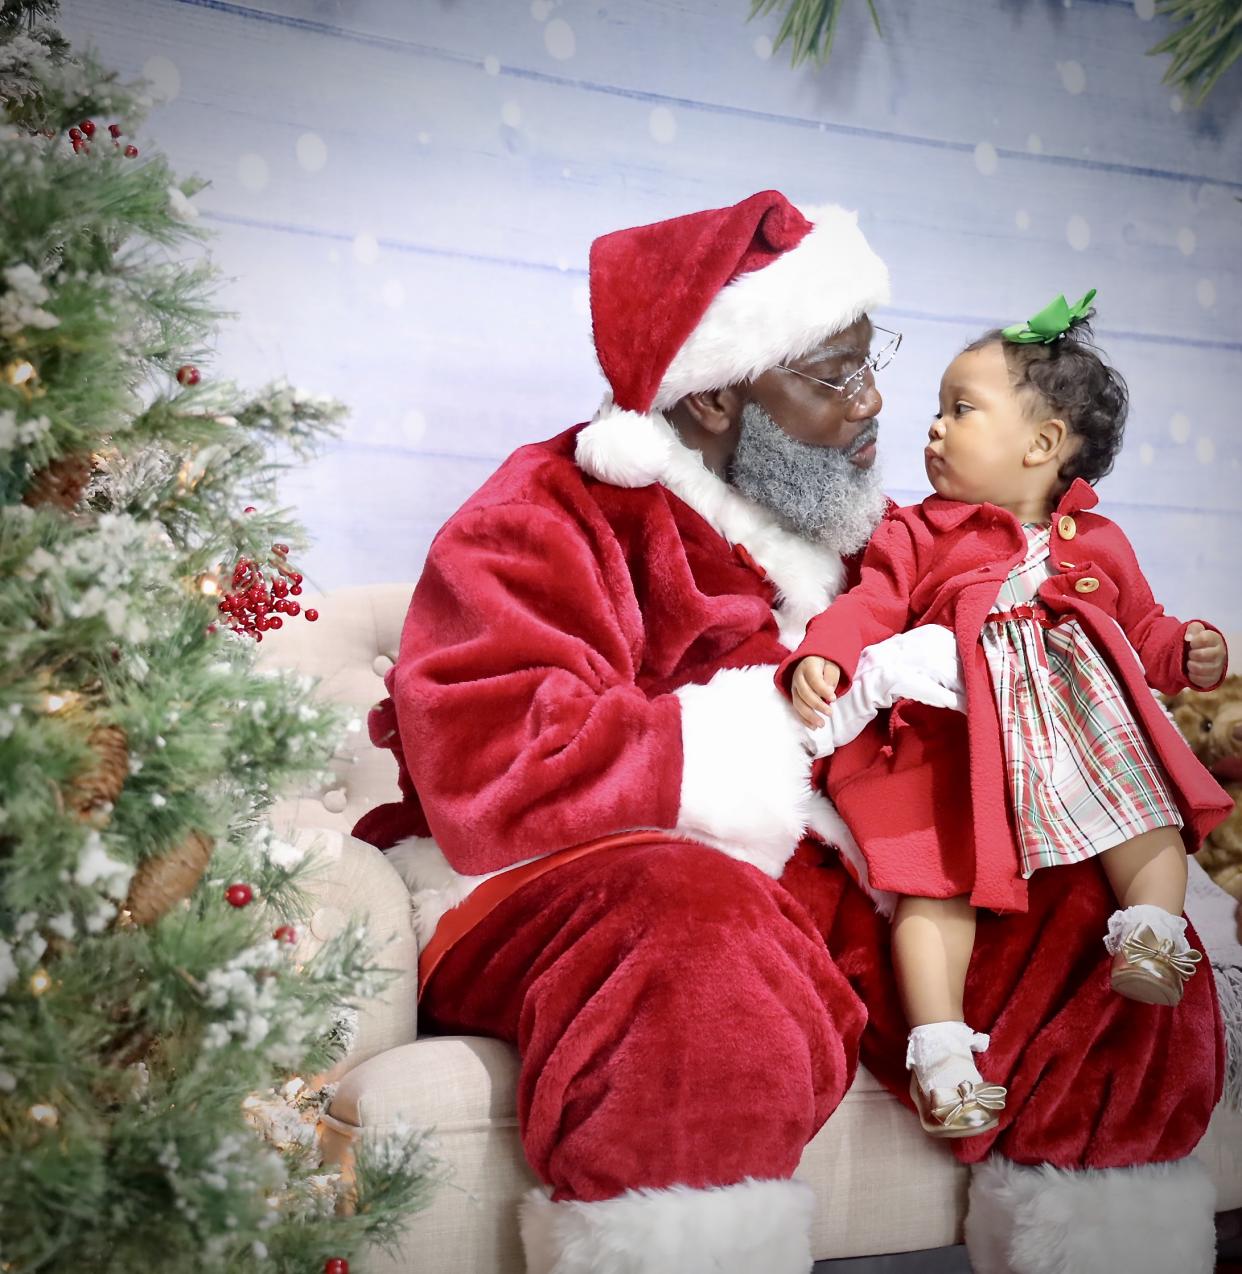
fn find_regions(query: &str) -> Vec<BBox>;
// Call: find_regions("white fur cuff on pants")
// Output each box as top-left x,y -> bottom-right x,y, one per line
964,1155 -> 1216,1274
674,665 -> 814,878
520,1178 -> 816,1274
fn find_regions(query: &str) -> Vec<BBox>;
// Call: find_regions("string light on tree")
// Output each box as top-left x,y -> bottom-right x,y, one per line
29,1104 -> 60,1128
29,968 -> 52,996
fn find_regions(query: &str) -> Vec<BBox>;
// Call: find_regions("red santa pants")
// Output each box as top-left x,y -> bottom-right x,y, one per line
420,837 -> 1222,1204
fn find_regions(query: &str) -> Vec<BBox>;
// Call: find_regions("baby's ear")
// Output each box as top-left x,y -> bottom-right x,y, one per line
1024,416 -> 1071,468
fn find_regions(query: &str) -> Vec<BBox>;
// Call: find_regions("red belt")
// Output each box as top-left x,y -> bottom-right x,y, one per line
417,829 -> 692,997
987,603 -> 1059,627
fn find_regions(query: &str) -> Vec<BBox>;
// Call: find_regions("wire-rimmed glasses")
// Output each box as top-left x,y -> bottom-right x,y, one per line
775,325 -> 902,402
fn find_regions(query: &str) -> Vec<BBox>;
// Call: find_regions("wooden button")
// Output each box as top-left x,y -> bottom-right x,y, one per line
1074,577 -> 1099,594
1057,515 -> 1077,540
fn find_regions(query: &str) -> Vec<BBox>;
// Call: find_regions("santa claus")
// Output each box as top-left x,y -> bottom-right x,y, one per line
355,191 -> 1223,1273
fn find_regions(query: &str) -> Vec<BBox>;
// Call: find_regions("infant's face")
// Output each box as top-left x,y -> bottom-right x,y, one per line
924,343 -> 1037,506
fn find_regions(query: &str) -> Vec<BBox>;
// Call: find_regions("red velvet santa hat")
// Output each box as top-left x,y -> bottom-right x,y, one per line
577,190 -> 890,488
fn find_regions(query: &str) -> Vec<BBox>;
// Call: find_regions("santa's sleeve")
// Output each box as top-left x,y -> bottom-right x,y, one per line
394,500 -> 814,880
775,513 -> 918,695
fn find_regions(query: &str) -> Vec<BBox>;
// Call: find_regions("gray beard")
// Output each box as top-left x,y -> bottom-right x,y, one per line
729,401 -> 888,555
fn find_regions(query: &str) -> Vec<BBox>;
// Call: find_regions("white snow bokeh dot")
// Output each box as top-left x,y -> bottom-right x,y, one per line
1057,60 -> 1086,95
237,153 -> 269,192
1171,93 -> 1184,113
974,142 -> 998,176
1196,278 -> 1216,308
1195,436 -> 1216,465
1169,413 -> 1191,444
1015,209 -> 1031,231
352,232 -> 380,266
402,410 -> 427,445
142,55 -> 181,103
571,284 -> 590,317
381,280 -> 405,309
483,55 -> 500,76
1139,443 -> 1154,466
531,0 -> 552,19
649,106 -> 677,144
1176,227 -> 1197,256
296,132 -> 327,173
1134,0 -> 1155,17
754,34 -> 773,60
1066,215 -> 1090,251
545,18 -> 575,59
1027,133 -> 1043,154
501,101 -> 522,128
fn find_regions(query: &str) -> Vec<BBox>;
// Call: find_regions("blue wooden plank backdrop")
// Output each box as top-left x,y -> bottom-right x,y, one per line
60,0 -> 1241,629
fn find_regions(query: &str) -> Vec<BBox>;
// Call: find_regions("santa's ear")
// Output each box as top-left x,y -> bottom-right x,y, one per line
676,385 -> 746,437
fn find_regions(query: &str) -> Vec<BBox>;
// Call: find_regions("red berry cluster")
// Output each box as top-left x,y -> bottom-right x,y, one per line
216,542 -> 318,641
225,882 -> 254,908
67,118 -> 138,158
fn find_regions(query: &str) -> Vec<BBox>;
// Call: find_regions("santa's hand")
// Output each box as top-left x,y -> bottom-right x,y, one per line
806,625 -> 964,758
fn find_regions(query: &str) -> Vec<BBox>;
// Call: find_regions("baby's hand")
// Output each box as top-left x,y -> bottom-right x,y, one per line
1185,622 -> 1226,689
791,656 -> 842,728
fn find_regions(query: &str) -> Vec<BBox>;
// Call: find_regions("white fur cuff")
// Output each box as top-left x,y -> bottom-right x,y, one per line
520,1178 -> 815,1274
674,666 -> 814,878
964,1155 -> 1216,1274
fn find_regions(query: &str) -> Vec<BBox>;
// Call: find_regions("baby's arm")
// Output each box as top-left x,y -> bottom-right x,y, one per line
1111,529 -> 1228,693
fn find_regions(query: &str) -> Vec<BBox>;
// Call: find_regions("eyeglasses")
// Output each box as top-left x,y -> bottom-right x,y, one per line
775,325 -> 902,402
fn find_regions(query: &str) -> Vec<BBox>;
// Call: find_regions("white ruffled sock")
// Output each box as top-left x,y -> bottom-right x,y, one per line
1103,904 -> 1191,956
905,1020 -> 991,1094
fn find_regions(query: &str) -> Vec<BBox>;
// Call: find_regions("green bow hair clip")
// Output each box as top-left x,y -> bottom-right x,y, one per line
1002,288 -> 1097,344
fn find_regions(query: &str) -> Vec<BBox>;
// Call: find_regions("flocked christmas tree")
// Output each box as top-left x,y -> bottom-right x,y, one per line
0,2 -> 438,1268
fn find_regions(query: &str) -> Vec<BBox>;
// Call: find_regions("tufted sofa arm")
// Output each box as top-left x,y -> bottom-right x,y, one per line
282,826 -> 420,1080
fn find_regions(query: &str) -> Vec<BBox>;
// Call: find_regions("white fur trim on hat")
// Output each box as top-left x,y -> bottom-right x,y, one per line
964,1155 -> 1216,1274
652,203 -> 890,410
674,665 -> 815,878
575,398 -> 672,490
520,1177 -> 816,1274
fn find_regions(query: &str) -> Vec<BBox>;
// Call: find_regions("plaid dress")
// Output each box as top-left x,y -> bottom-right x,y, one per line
981,524 -> 1182,878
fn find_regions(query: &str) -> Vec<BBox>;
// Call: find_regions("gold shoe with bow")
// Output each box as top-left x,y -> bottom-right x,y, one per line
1110,924 -> 1202,1006
909,1074 -> 1007,1140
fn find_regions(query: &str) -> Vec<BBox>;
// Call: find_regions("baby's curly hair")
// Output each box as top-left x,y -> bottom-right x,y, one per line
965,314 -> 1129,489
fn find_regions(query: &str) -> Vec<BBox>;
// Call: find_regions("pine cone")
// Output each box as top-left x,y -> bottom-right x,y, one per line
71,724 -> 129,818
23,452 -> 92,511
124,830 -> 214,926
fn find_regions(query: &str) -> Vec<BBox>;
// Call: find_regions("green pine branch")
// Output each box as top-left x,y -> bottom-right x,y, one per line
747,0 -> 881,68
1149,0 -> 1242,105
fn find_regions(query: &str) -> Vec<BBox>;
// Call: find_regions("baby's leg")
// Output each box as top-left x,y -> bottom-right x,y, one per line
892,894 -> 975,1025
892,895 -> 1005,1138
1099,826 -> 1201,1006
1098,825 -> 1186,913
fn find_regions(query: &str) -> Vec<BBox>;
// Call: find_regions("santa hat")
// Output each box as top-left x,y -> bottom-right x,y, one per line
577,190 -> 890,488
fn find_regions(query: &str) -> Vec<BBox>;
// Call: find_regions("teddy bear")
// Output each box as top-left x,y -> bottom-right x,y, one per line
1166,674 -> 1242,901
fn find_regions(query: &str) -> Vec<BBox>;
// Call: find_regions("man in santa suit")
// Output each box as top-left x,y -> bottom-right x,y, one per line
355,191 -> 1223,1273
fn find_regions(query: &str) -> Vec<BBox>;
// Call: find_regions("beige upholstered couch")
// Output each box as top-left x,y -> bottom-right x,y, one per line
260,583 -> 1242,1273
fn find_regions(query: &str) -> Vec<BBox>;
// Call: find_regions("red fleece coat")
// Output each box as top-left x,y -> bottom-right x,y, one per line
778,478 -> 1232,912
354,426 -> 796,870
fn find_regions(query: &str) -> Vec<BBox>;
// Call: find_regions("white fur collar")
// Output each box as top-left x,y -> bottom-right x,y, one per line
575,405 -> 844,648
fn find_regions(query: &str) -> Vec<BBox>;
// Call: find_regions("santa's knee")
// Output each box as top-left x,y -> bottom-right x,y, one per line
518,843 -> 862,1202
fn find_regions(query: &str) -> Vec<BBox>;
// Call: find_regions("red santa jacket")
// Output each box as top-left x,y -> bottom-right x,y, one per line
355,424 -> 863,917
777,478 -> 1232,912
